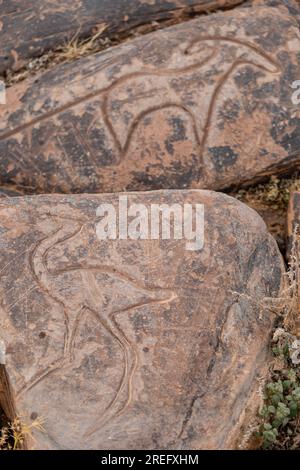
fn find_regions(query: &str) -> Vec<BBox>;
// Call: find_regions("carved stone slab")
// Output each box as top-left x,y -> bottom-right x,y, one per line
0,4 -> 299,194
0,0 -> 244,74
0,191 -> 284,449
287,191 -> 300,253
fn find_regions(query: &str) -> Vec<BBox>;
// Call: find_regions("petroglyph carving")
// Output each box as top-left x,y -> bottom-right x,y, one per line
22,214 -> 176,431
103,37 -> 280,167
0,192 -> 286,449
1,38 -> 280,141
0,37 -> 282,192
1,5 -> 298,193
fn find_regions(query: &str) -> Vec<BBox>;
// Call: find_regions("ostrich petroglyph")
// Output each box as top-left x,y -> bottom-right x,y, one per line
21,213 -> 176,433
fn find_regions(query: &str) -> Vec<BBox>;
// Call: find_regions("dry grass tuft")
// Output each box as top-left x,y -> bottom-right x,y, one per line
0,416 -> 44,450
231,231 -> 298,326
242,225 -> 299,332
4,24 -> 109,87
57,24 -> 108,62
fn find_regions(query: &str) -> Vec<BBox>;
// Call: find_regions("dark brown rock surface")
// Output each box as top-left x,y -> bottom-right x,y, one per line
0,0 -> 244,74
0,186 -> 24,197
0,4 -> 299,194
0,190 -> 284,449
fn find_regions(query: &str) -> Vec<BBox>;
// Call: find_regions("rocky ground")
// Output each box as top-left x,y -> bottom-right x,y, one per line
0,0 -> 300,450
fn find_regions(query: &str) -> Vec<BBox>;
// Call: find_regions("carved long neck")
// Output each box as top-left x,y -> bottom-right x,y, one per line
31,222 -> 80,284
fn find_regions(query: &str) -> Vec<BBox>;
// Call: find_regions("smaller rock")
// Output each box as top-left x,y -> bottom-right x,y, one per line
1,4 -> 300,194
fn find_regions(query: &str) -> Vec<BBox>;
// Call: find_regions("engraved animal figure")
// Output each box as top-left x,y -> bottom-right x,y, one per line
0,37 -> 281,193
25,215 -> 176,434
102,37 -> 280,172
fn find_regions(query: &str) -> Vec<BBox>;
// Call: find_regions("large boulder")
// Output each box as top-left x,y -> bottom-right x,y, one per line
0,3 -> 299,194
0,190 -> 284,449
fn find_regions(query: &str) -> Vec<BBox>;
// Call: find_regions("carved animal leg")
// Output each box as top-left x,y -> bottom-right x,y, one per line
109,312 -> 138,416
67,307 -> 88,363
17,356 -> 65,398
84,310 -> 138,437
17,305 -> 84,398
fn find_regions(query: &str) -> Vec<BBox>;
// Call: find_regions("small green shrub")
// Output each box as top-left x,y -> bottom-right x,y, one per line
258,368 -> 300,449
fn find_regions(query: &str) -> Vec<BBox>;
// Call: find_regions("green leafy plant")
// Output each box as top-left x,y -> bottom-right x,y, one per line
258,368 -> 300,449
